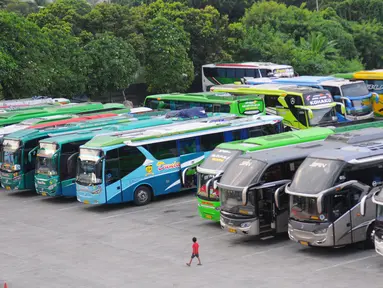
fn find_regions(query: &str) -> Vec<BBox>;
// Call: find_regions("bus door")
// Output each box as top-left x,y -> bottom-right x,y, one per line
178,138 -> 203,189
273,183 -> 290,233
104,149 -> 122,204
331,191 -> 352,246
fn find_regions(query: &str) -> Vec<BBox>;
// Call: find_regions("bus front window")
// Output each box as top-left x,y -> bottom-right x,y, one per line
197,173 -> 219,201
221,189 -> 255,216
290,196 -> 328,222
36,156 -> 57,176
76,159 -> 103,185
1,139 -> 21,171
309,107 -> 337,126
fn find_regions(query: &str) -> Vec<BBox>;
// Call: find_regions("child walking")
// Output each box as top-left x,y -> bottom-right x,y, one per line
187,237 -> 202,266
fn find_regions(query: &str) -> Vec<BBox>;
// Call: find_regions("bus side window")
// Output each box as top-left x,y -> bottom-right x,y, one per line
260,69 -> 272,77
235,69 -> 245,78
61,141 -> 87,180
200,132 -> 224,151
264,95 -> 282,108
231,130 -> 242,141
260,163 -> 283,183
178,138 -> 198,155
104,149 -> 119,185
226,69 -> 235,79
247,128 -> 263,138
245,69 -> 256,78
213,104 -> 221,112
24,137 -> 44,172
220,104 -> 230,113
145,141 -> 177,160
118,146 -> 146,177
284,159 -> 304,178
346,165 -> 383,187
217,68 -> 226,78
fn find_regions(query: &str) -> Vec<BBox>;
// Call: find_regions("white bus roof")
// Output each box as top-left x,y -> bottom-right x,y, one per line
320,79 -> 364,87
203,63 -> 293,69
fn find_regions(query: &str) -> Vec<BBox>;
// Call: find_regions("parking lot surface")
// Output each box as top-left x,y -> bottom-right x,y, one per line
0,189 -> 381,288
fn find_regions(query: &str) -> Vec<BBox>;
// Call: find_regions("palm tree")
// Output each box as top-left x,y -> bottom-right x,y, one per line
299,32 -> 338,58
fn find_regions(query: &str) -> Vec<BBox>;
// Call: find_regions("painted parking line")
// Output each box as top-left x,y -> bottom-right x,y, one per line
241,243 -> 294,258
315,254 -> 379,272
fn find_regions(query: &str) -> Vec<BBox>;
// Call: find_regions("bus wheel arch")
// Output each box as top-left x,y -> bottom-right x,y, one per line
133,185 -> 153,206
364,222 -> 375,249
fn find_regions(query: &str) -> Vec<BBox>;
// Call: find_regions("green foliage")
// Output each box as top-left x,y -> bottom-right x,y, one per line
145,16 -> 194,93
84,33 -> 140,97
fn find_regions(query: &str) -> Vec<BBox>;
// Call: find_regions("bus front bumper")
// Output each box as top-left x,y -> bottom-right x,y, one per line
375,236 -> 383,256
220,214 -> 259,235
197,198 -> 220,222
288,224 -> 334,247
35,177 -> 59,197
345,111 -> 374,121
76,184 -> 104,205
1,171 -> 22,191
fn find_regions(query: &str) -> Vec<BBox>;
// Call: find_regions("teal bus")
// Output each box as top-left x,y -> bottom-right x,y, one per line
75,114 -> 284,206
34,113 -> 210,198
144,92 -> 265,116
0,113 -> 158,191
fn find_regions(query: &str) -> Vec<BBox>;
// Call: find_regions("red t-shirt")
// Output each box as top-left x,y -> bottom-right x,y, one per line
192,242 -> 199,254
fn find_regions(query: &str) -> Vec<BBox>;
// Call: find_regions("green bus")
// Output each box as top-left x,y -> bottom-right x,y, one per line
196,120 -> 383,222
144,92 -> 265,116
0,102 -> 129,127
0,113 -> 155,191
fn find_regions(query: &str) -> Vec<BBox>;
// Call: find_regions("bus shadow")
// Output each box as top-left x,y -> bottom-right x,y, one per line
228,233 -> 290,247
84,202 -> 134,214
40,196 -> 77,204
4,190 -> 37,198
296,243 -> 367,259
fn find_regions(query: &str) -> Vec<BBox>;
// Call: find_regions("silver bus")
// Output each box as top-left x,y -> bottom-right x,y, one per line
217,128 -> 383,237
284,141 -> 383,248
371,184 -> 383,255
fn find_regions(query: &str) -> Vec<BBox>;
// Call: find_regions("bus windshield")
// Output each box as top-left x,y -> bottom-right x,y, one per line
289,158 -> 344,194
341,82 -> 369,97
197,173 -> 219,201
221,189 -> 256,216
76,159 -> 103,185
290,196 -> 328,223
309,107 -> 337,126
36,156 -> 57,176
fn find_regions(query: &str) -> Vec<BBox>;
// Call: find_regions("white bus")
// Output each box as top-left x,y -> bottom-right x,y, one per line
201,62 -> 295,92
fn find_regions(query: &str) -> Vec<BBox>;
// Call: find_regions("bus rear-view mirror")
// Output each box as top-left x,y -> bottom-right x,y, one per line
360,195 -> 367,216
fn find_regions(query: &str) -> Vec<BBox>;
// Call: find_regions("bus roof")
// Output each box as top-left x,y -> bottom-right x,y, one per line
353,70 -> 383,80
30,113 -> 117,129
203,63 -> 293,69
40,118 -> 174,146
273,76 -> 337,83
146,92 -> 263,102
84,114 -> 281,148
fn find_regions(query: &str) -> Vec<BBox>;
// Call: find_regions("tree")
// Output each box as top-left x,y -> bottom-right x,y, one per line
145,16 -> 194,93
84,33 -> 140,97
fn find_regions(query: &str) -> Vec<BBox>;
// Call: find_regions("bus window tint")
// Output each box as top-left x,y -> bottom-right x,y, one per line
179,138 -> 197,154
260,69 -> 272,77
105,149 -> 119,185
231,130 -> 242,141
226,69 -> 235,78
245,69 -> 258,78
145,99 -> 170,110
235,69 -> 245,78
118,146 -> 146,176
217,68 -> 226,78
145,141 -> 177,160
264,95 -> 282,108
203,67 -> 218,78
200,132 -> 225,151
248,128 -> 263,138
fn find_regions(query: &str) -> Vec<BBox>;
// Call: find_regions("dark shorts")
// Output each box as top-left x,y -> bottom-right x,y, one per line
191,253 -> 199,258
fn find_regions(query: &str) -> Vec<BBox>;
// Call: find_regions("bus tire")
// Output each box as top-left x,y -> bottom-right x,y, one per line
363,224 -> 375,250
134,186 -> 152,206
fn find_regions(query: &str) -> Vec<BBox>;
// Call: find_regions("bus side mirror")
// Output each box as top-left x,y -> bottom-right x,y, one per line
308,109 -> 313,119
336,102 -> 346,115
360,195 -> 367,216
242,186 -> 249,206
373,93 -> 379,104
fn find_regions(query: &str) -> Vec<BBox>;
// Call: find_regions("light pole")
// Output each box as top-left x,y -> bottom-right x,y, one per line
316,0 -> 319,11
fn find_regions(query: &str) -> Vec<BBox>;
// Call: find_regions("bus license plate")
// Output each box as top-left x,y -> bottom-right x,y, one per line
205,214 -> 212,219
83,200 -> 89,204
300,241 -> 309,246
41,192 -> 47,196
5,186 -> 10,190
228,228 -> 237,233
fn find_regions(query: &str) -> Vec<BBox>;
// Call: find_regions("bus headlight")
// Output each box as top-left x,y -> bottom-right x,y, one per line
240,222 -> 251,228
313,228 -> 327,234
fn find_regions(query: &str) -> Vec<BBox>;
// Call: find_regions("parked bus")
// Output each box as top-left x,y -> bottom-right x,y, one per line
283,137 -> 383,248
196,120 -> 383,223
372,178 -> 383,255
35,118 -> 180,197
245,76 -> 378,121
0,102 -> 129,127
0,97 -> 70,107
144,92 -> 265,116
202,62 -> 295,92
211,84 -> 346,129
217,128 -> 383,239
76,114 -> 284,206
0,113 -> 155,191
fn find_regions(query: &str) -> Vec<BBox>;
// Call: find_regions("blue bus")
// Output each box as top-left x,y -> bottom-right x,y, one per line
244,76 -> 378,122
75,114 -> 284,206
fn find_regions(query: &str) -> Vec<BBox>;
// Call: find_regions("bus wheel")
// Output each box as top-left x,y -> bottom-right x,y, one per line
134,186 -> 152,206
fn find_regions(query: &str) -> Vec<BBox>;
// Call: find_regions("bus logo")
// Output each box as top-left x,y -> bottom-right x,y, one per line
157,161 -> 180,171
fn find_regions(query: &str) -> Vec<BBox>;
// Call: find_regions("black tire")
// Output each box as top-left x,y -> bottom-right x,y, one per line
134,186 -> 152,206
363,224 -> 375,250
